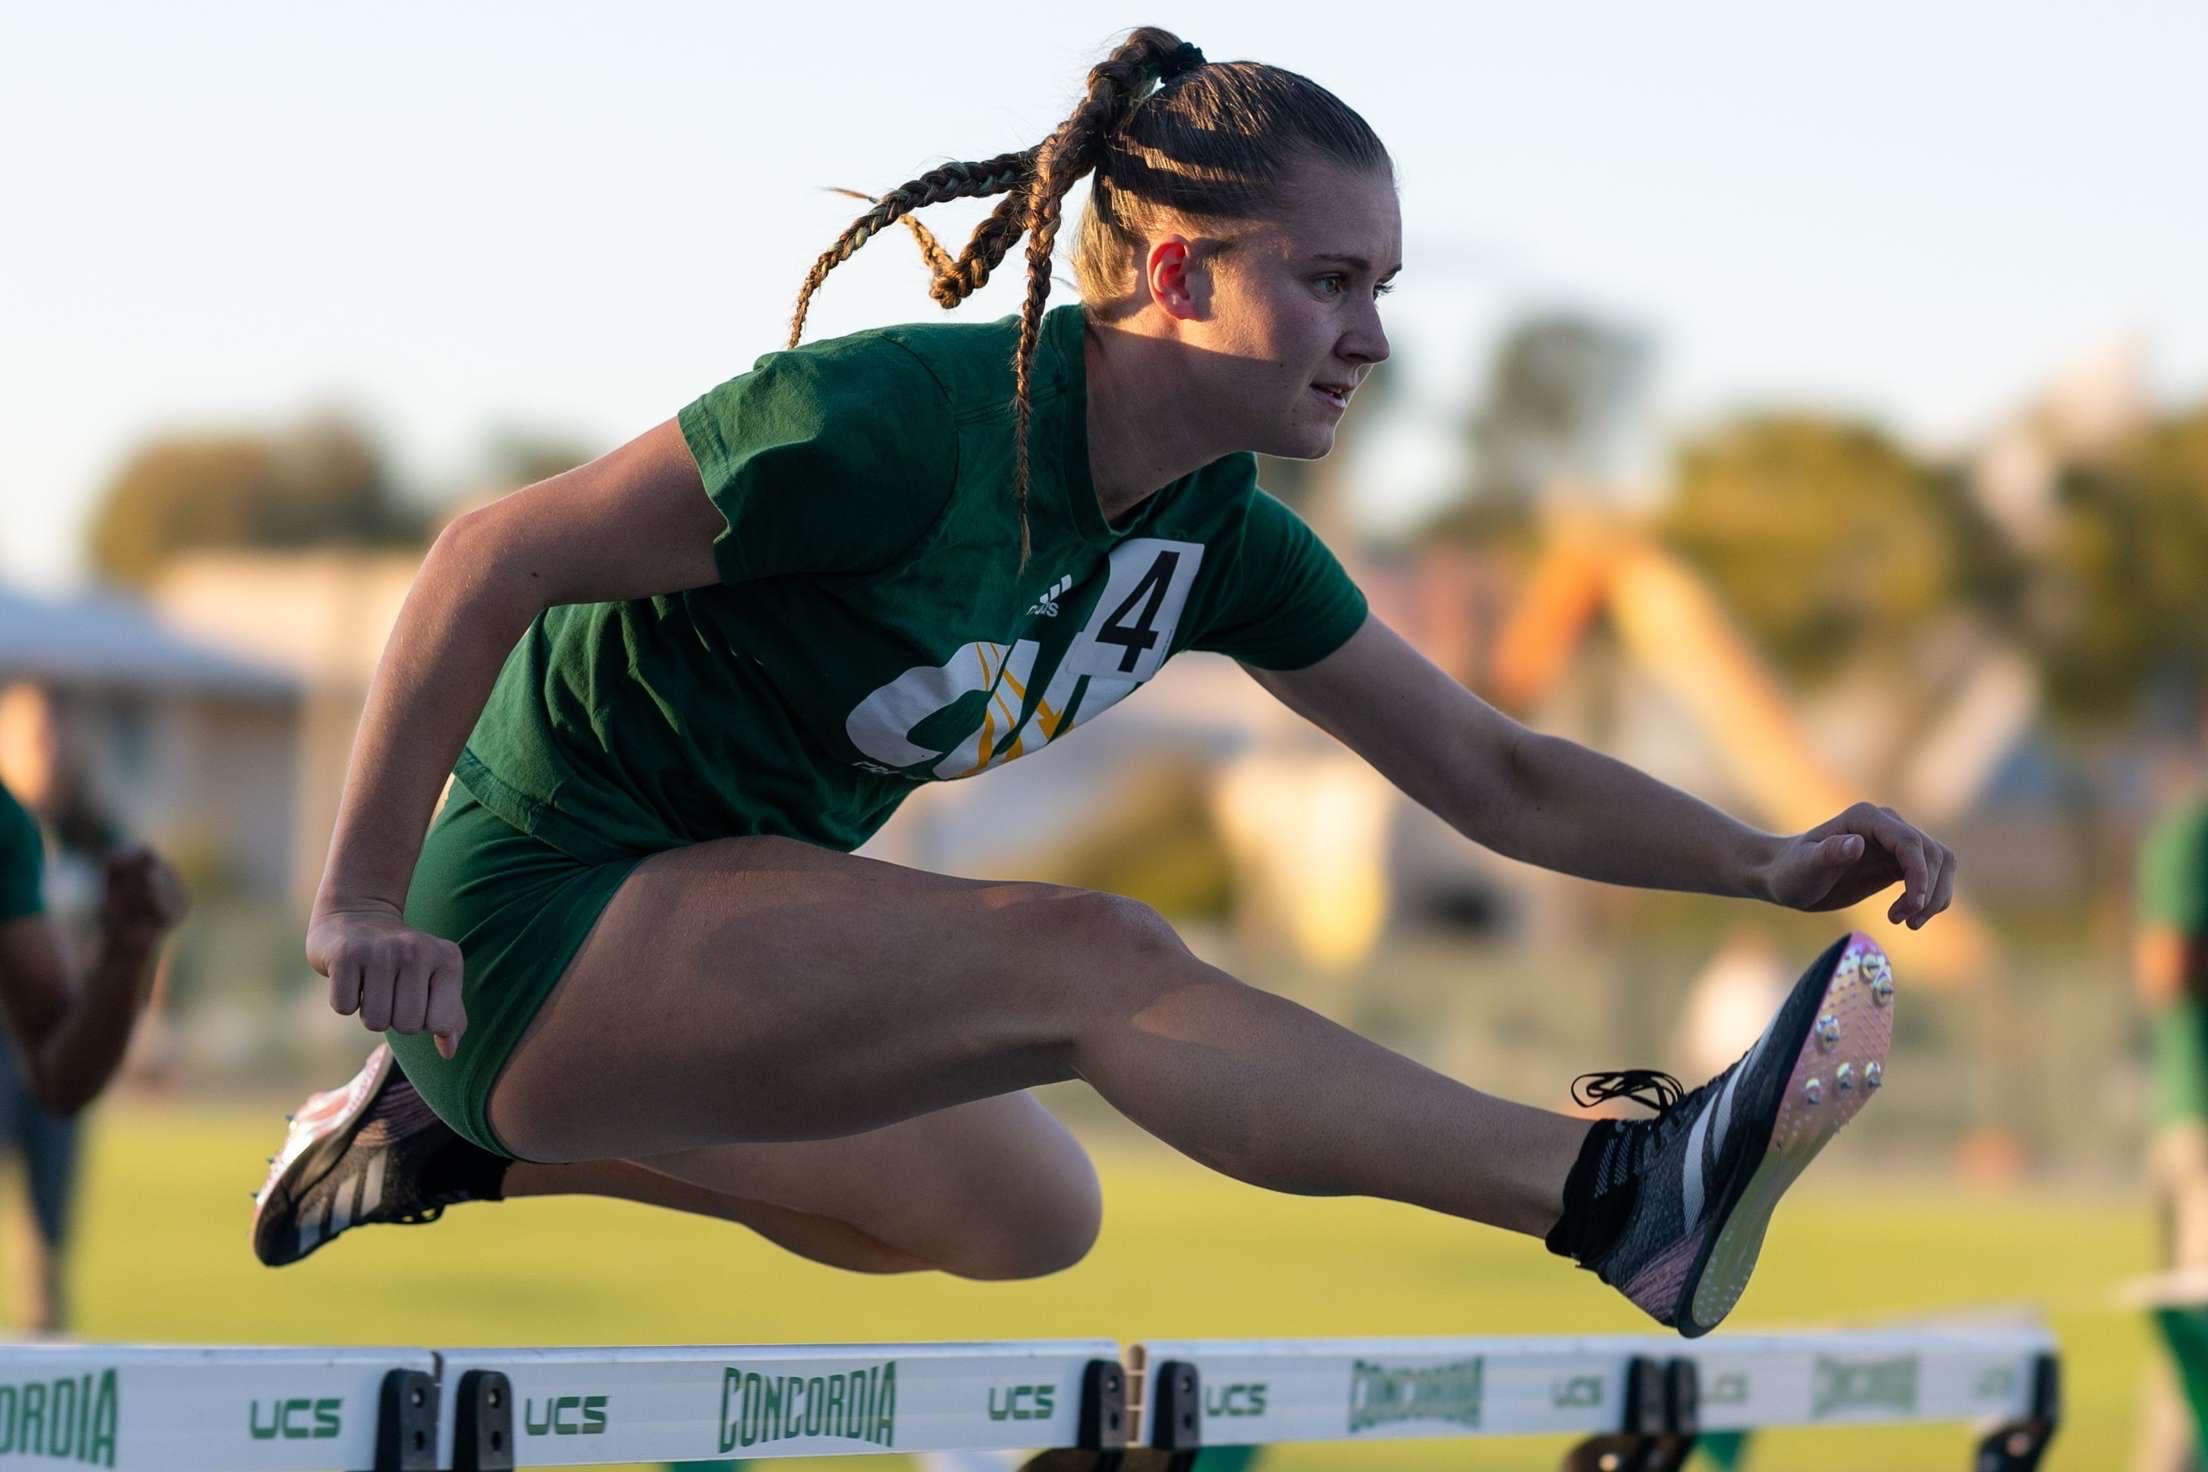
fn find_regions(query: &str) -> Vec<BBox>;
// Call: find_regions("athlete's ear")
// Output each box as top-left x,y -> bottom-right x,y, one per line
1146,238 -> 1200,321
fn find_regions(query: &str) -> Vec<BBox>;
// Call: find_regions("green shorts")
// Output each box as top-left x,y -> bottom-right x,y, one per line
386,787 -> 645,1159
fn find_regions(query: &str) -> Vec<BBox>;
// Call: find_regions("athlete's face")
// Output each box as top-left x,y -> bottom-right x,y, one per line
1150,158 -> 1400,459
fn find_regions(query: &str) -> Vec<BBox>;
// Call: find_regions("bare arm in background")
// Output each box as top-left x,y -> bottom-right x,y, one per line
0,848 -> 187,1115
308,418 -> 724,1056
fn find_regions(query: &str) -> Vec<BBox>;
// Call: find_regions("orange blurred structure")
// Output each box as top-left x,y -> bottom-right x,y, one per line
1491,514 -> 1995,987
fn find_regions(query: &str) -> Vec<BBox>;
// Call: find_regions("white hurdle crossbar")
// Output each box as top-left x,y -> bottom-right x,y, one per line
1132,1327 -> 2061,1471
0,1326 -> 2055,1470
434,1341 -> 1121,1469
0,1345 -> 438,1471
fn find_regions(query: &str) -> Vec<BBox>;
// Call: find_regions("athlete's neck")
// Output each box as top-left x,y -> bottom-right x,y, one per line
1083,320 -> 1232,529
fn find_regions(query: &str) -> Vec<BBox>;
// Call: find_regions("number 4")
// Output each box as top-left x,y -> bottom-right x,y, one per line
1094,550 -> 1180,673
1065,537 -> 1204,685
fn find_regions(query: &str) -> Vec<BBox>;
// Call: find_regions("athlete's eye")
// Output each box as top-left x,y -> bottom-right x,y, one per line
1314,273 -> 1348,298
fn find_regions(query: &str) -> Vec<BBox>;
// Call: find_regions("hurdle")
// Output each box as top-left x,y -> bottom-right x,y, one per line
0,1344 -> 439,1470
1130,1327 -> 2060,1471
432,1342 -> 1122,1468
0,1325 -> 2056,1470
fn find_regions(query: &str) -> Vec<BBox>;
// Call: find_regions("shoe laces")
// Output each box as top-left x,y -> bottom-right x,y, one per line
1571,1068 -> 1686,1113
1572,1066 -> 1729,1180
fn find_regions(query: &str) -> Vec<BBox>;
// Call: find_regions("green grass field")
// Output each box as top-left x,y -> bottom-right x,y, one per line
9,1102 -> 2167,1470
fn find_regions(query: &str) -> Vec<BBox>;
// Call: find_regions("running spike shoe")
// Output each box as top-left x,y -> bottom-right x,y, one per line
1547,932 -> 1894,1337
251,1044 -> 506,1267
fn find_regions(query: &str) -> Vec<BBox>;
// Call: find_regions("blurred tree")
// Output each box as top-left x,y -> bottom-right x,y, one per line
1659,414 -> 1959,685
1468,313 -> 1650,507
484,428 -> 597,492
86,415 -> 422,587
1419,313 -> 1651,562
1025,762 -> 1235,922
2025,403 -> 2208,725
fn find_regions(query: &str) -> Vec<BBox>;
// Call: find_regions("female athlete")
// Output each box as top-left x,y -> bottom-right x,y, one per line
252,28 -> 1951,1338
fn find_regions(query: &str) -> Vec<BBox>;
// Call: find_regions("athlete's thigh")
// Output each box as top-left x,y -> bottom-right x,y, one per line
642,1091 -> 1100,1273
487,834 -> 1173,1163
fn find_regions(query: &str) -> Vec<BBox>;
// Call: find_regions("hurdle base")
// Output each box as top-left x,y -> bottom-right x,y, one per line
374,1366 -> 438,1472
452,1368 -> 516,1472
1971,1349 -> 2062,1472
1561,1355 -> 1697,1472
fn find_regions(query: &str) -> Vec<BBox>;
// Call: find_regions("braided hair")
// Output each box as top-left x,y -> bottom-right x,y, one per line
788,28 -> 1390,564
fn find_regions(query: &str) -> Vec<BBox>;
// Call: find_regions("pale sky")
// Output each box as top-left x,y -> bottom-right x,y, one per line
4,1 -> 2204,589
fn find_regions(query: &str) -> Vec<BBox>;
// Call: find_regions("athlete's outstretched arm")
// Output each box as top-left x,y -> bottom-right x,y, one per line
310,418 -> 725,1053
1244,612 -> 1954,928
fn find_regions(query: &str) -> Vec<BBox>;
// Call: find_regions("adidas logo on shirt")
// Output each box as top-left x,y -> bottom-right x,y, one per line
1026,575 -> 1073,618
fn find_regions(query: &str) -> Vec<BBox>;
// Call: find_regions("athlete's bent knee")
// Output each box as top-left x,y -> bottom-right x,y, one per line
943,1156 -> 1103,1281
1051,889 -> 1187,964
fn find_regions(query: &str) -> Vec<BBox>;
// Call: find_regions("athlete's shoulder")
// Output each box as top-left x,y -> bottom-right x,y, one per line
685,320 -> 959,480
680,326 -> 965,583
733,321 -> 953,418
870,306 -> 1081,418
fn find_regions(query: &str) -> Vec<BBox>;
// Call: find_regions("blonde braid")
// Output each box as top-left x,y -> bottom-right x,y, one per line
789,149 -> 1038,348
1010,28 -> 1186,564
824,187 -> 960,285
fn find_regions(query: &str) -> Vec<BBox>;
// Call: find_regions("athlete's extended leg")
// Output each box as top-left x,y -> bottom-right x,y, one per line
489,836 -> 1587,1237
486,839 -> 1893,1335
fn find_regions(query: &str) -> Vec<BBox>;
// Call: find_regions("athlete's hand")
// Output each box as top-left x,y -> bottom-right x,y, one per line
1759,802 -> 1956,929
99,846 -> 190,951
307,903 -> 467,1059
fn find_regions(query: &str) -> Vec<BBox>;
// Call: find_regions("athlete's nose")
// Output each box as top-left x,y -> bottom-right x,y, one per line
1340,308 -> 1390,369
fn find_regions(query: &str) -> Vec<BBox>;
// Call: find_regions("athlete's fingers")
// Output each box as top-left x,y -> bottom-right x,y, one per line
1921,842 -> 1958,925
389,960 -> 431,1037
425,951 -> 467,1057
1898,816 -> 1942,922
356,951 -> 399,1033
1816,832 -> 1864,874
328,957 -> 364,1017
1870,808 -> 1932,923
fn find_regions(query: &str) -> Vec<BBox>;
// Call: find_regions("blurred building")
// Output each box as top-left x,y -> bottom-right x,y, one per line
0,584 -> 298,899
151,550 -> 422,910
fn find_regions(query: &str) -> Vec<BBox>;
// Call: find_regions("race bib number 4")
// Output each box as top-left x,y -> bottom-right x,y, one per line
1063,538 -> 1204,683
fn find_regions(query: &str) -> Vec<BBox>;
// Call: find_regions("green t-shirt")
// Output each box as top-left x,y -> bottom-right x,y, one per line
453,303 -> 1370,863
0,780 -> 45,923
2144,800 -> 2208,1125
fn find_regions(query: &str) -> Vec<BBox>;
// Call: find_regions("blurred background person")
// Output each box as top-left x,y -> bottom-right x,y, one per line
0,681 -> 188,1334
2136,725 -> 2208,1472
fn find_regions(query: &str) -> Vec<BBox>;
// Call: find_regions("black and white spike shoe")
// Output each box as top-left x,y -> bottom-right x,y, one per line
250,1045 -> 505,1267
1548,932 -> 1895,1337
